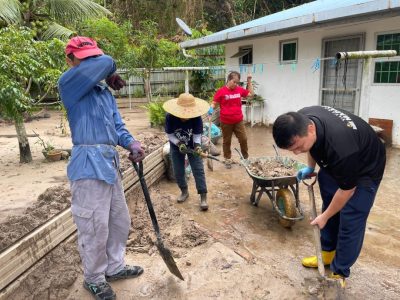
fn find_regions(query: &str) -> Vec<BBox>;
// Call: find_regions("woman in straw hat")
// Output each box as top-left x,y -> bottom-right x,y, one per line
163,93 -> 210,211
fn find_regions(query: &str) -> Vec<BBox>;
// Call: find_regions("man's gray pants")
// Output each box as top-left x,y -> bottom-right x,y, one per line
70,176 -> 131,284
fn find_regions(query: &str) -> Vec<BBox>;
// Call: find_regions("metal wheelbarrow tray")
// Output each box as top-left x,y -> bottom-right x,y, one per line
236,149 -> 306,228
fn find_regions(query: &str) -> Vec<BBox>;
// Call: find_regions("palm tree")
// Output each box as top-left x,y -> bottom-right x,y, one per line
0,0 -> 111,40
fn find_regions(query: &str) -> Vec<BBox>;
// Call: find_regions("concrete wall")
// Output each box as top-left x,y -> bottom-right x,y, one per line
225,16 -> 400,146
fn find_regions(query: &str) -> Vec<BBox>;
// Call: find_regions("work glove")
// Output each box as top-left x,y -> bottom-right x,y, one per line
128,141 -> 145,163
193,143 -> 202,157
296,166 -> 315,181
106,73 -> 126,91
207,107 -> 214,116
178,142 -> 188,154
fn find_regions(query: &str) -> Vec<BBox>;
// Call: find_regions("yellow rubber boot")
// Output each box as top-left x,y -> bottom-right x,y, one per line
328,272 -> 346,288
301,250 -> 335,268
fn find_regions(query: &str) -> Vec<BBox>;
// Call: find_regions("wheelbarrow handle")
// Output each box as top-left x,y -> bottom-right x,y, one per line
234,148 -> 245,160
132,161 -> 162,240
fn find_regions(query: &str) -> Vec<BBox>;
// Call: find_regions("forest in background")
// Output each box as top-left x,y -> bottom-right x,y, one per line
100,0 -> 314,36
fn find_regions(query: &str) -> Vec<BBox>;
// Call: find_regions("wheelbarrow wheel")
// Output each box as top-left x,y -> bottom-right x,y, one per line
276,188 -> 297,228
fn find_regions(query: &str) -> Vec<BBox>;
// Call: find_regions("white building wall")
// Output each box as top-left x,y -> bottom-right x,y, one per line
225,16 -> 400,146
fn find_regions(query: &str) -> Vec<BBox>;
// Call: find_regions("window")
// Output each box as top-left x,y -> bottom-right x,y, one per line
280,39 -> 297,63
374,33 -> 400,84
231,46 -> 253,65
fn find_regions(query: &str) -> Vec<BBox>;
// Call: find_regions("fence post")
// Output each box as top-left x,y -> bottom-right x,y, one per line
185,70 -> 189,93
128,76 -> 132,110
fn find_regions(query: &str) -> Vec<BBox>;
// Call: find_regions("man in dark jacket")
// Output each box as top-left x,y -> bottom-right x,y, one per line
273,106 -> 386,287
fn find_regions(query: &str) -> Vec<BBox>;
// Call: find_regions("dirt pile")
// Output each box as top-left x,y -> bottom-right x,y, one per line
126,186 -> 209,256
248,159 -> 297,178
5,184 -> 210,300
0,185 -> 71,251
8,240 -> 81,300
0,132 -> 167,252
118,132 -> 167,173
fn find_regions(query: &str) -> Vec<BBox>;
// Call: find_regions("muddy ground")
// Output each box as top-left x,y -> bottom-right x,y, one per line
0,107 -> 399,299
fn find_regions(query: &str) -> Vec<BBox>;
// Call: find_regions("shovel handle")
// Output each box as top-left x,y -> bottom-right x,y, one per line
132,161 -> 162,239
208,116 -> 212,148
307,179 -> 325,277
302,172 -> 318,186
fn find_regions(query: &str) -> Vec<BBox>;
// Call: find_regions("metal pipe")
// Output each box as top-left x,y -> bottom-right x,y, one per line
185,70 -> 189,93
182,48 -> 193,58
336,50 -> 397,60
163,66 -> 225,71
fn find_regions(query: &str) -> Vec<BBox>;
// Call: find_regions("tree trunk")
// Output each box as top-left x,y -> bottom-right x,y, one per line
14,120 -> 32,163
223,0 -> 236,26
143,69 -> 152,102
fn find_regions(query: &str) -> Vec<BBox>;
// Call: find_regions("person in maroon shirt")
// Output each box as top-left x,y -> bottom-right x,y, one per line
209,71 -> 254,168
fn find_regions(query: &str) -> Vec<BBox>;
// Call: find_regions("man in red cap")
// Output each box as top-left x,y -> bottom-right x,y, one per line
59,36 -> 145,300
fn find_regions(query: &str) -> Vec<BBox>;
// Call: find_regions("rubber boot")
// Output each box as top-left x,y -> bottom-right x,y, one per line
302,250 -> 336,268
199,193 -> 208,211
177,187 -> 189,203
328,272 -> 346,288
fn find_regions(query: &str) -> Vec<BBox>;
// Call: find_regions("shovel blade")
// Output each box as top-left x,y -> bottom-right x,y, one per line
304,276 -> 346,299
156,240 -> 184,281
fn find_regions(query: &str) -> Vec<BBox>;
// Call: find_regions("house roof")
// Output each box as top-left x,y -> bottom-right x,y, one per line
180,0 -> 400,49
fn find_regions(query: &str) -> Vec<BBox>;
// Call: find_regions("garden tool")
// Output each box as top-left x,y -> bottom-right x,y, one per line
302,175 -> 345,295
273,144 -> 283,163
302,174 -> 324,277
132,161 -> 184,281
207,116 -> 214,171
185,148 -> 223,163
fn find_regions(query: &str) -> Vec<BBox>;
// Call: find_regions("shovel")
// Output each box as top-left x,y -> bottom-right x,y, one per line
132,161 -> 184,281
207,116 -> 214,171
273,144 -> 284,164
302,174 -> 325,277
302,174 -> 346,296
185,148 -> 223,163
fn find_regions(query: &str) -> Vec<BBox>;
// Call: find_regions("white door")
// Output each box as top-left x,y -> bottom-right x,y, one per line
320,35 -> 363,114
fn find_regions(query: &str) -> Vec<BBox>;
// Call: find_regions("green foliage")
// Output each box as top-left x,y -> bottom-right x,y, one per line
108,0 -> 204,36
34,130 -> 55,152
247,80 -> 265,104
78,17 -> 130,64
185,28 -> 225,67
156,39 -> 186,67
0,0 -> 111,40
214,79 -> 225,90
0,0 -> 21,24
132,88 -> 145,98
0,26 -> 65,121
191,70 -> 214,99
142,100 -> 166,127
132,20 -> 159,69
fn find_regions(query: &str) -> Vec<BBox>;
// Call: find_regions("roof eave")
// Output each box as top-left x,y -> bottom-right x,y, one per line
180,1 -> 400,50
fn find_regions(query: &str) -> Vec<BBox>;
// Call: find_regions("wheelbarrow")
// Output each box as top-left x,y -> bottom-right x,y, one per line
235,148 -> 305,228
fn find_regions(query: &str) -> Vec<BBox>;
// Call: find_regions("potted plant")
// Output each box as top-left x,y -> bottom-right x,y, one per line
33,131 -> 62,161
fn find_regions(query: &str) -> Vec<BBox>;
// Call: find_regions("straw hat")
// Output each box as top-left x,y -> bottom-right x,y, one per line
163,93 -> 210,118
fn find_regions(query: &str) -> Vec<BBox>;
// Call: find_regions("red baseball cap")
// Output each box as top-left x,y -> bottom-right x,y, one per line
65,36 -> 104,59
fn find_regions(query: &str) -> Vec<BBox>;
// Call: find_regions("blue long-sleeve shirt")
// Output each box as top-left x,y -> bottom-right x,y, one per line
58,55 -> 134,184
